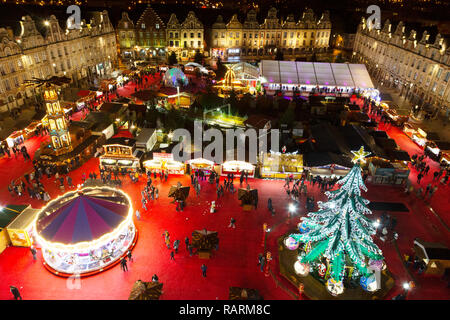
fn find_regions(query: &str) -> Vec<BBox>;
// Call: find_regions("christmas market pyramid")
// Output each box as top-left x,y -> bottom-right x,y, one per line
288,146 -> 384,295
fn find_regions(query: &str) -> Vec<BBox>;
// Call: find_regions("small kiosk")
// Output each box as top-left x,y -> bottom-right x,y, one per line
187,158 -> 215,175
413,238 -> 450,277
403,123 -> 428,147
99,137 -> 143,172
221,160 -> 255,177
6,205 -> 39,247
0,205 -> 29,253
143,153 -> 185,175
260,152 -> 303,179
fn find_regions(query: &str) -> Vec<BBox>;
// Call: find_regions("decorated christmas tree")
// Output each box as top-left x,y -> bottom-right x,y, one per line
286,147 -> 384,296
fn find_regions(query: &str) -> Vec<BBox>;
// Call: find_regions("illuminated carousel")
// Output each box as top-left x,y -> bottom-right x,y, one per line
33,187 -> 137,277
214,65 -> 248,97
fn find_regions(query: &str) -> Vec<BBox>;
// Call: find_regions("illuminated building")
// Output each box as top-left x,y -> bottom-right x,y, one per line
210,7 -> 331,61
353,19 -> 450,115
166,11 -> 204,61
0,11 -> 117,112
116,4 -> 166,60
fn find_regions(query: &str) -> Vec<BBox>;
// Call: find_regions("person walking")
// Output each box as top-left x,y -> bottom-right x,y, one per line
120,257 -> 128,271
428,185 -> 438,199
170,251 -> 175,260
188,244 -> 194,256
127,250 -> 133,262
30,246 -> 37,260
417,172 -> 423,184
135,209 -> 141,220
185,237 -> 190,250
260,256 -> 265,272
173,240 -> 179,253
201,264 -> 207,277
228,217 -> 236,228
10,286 -> 22,300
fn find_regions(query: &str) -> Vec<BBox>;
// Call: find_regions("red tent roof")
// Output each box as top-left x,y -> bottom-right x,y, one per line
113,130 -> 134,139
77,90 -> 93,98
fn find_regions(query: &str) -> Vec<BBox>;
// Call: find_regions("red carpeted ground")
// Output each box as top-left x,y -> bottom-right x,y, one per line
0,155 -> 449,300
0,91 -> 448,300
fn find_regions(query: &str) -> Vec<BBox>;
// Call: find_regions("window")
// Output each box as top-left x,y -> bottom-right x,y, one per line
184,33 -> 187,38
214,32 -> 218,39
304,32 -> 307,37
141,23 -> 145,29
175,33 -> 178,38
444,72 -> 450,82
198,41 -> 201,47
190,41 -> 194,47
4,80 -> 11,91
156,24 -> 159,29
244,33 -> 247,38
236,32 -> 239,38
284,32 -> 287,38
190,33 -> 194,38
235,40 -> 239,46
230,32 -> 233,38
436,68 -> 442,80
198,33 -> 201,38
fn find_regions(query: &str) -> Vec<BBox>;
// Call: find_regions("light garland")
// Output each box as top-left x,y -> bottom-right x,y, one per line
33,186 -> 134,253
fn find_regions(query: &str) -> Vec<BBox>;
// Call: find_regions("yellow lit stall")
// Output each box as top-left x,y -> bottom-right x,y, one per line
187,158 -> 215,175
260,152 -> 304,179
221,160 -> 255,177
6,206 -> 39,247
0,205 -> 29,253
143,153 -> 185,175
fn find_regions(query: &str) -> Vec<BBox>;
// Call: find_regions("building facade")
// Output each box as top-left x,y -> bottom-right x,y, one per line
117,5 -> 166,61
210,8 -> 331,61
0,11 -> 117,112
353,18 -> 450,115
167,11 -> 204,62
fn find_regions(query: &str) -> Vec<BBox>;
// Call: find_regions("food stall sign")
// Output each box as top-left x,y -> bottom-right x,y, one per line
153,152 -> 174,160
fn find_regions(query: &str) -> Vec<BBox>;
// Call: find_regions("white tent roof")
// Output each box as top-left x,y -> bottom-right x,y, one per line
259,60 -> 374,89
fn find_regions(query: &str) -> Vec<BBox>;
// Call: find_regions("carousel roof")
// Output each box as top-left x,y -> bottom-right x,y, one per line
36,194 -> 129,245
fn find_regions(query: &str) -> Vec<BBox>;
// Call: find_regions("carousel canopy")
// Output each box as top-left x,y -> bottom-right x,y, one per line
36,194 -> 129,245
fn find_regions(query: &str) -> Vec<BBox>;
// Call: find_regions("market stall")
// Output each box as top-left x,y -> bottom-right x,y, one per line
99,137 -> 143,173
187,158 -> 215,175
413,238 -> 450,277
6,205 -> 39,247
0,205 -> 29,253
367,158 -> 410,185
403,124 -> 427,147
260,152 -> 303,179
221,160 -> 255,177
34,187 -> 137,277
143,153 -> 185,175
425,141 -> 450,163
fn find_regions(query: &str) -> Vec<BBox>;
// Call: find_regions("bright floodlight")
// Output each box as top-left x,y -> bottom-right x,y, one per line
373,220 -> 380,228
267,228 -> 271,232
289,203 -> 296,212
329,202 -> 336,209
44,20 -> 50,26
403,282 -> 410,290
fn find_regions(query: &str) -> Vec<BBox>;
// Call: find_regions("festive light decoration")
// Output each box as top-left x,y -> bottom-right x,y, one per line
287,147 -> 384,295
33,187 -> 136,275
351,146 -> 371,163
284,236 -> 299,250
326,278 -> 344,296
294,261 -> 310,276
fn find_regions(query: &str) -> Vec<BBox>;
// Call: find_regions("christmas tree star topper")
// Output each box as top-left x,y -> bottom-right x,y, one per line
351,146 -> 371,163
